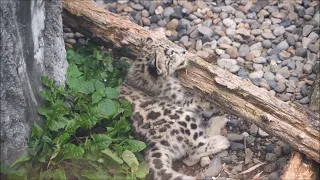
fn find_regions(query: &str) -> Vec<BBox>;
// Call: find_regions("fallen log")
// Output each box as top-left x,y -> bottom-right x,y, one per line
62,0 -> 320,163
281,152 -> 315,180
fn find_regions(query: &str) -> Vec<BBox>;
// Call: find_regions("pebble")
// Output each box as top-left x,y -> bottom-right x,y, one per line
222,18 -> 236,29
302,25 -> 313,36
277,40 -> 289,50
258,128 -> 269,137
274,83 -> 286,93
262,40 -> 272,48
204,157 -> 222,177
265,153 -> 278,162
230,142 -> 244,151
264,162 -> 277,173
245,148 -> 254,164
200,156 -> 211,167
273,26 -> 285,36
249,70 -> 264,79
198,26 -> 214,37
250,124 -> 259,136
227,133 -> 244,142
268,172 -> 279,180
131,4 -> 144,11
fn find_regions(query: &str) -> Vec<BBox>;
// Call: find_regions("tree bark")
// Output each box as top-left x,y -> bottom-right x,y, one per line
281,152 -> 315,180
62,0 -> 320,163
310,73 -> 320,113
1,0 -> 67,164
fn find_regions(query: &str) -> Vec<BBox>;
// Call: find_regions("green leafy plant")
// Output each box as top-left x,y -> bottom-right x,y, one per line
1,43 -> 148,179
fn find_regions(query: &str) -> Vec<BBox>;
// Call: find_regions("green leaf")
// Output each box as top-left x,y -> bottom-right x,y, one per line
92,91 -> 103,104
101,148 -> 123,164
41,76 -> 54,88
93,49 -> 103,60
81,170 -> 110,180
40,90 -> 52,101
94,80 -> 105,91
38,104 -> 50,116
136,162 -> 149,178
47,117 -> 68,132
53,133 -> 70,147
31,122 -> 43,139
37,143 -> 51,163
1,162 -> 19,174
11,156 -> 31,167
79,80 -> 95,94
122,150 -> 139,168
104,87 -> 119,99
62,143 -> 84,160
127,140 -> 146,153
91,134 -> 113,149
53,169 -> 67,180
120,100 -> 132,117
67,63 -> 83,78
96,99 -> 117,117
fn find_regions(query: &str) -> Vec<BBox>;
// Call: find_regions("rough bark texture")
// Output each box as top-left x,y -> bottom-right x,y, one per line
62,0 -> 320,163
310,73 -> 320,113
0,0 -> 68,164
281,152 -> 315,180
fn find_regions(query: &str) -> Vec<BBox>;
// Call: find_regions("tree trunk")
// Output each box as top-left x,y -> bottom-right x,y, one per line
281,152 -> 315,180
310,73 -> 320,113
62,0 -> 320,163
0,0 -> 68,164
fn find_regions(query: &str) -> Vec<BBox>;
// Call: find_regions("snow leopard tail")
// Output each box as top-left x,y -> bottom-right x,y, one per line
145,143 -> 195,180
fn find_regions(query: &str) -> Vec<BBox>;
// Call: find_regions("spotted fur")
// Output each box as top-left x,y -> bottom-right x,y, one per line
118,38 -> 230,180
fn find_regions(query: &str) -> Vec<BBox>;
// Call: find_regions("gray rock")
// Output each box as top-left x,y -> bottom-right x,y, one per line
253,57 -> 267,64
264,72 -> 275,81
239,44 -> 250,57
222,18 -> 236,29
302,25 -> 313,36
163,7 -> 174,17
308,32 -> 319,43
249,70 -> 264,79
196,39 -> 202,50
262,40 -> 272,48
268,80 -> 277,89
258,128 -> 269,137
296,48 -> 307,57
230,142 -> 244,151
303,63 -> 313,74
274,83 -> 286,93
250,124 -> 259,136
265,153 -> 278,162
246,135 -> 256,144
131,3 -> 144,11
299,96 -> 309,104
218,36 -> 232,45
227,133 -> 244,142
308,43 -> 319,53
198,26 -> 214,37
282,144 -> 291,155
150,15 -> 161,23
148,2 -> 158,15
238,69 -> 248,78
264,162 -> 277,173
273,26 -> 285,36
287,36 -> 296,46
274,146 -> 282,157
302,37 -> 312,48
262,32 -> 276,39
204,157 -> 222,177
268,172 -> 279,180
277,40 -> 289,51
245,148 -> 254,164
279,66 -> 291,78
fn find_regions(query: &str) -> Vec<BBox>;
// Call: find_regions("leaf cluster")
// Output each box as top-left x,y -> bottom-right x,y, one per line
1,44 -> 148,180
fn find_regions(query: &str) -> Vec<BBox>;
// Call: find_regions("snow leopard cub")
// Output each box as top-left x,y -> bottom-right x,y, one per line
118,38 -> 230,180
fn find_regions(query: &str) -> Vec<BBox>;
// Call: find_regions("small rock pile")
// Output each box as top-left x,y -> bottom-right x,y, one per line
92,0 -> 320,105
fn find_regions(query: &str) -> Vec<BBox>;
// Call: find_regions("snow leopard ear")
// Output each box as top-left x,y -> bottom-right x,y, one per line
146,37 -> 153,44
